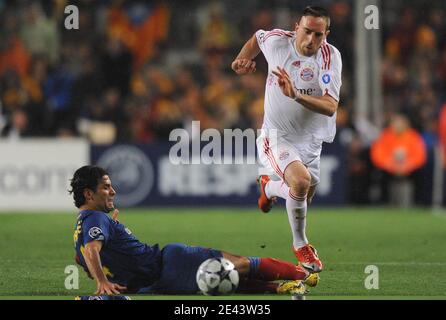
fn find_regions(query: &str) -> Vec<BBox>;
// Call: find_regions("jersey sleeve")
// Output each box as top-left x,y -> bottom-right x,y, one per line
255,29 -> 292,64
318,45 -> 342,102
82,214 -> 112,246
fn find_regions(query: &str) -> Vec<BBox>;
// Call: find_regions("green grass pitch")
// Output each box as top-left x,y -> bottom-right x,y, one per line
1,207 -> 446,299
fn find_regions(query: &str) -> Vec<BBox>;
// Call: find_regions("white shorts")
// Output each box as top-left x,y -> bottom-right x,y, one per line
256,131 -> 323,186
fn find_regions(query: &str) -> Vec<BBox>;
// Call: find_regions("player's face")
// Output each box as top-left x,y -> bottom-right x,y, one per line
90,175 -> 116,213
294,16 -> 330,56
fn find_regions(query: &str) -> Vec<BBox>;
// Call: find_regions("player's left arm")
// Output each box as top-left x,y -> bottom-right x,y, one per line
295,91 -> 338,117
272,66 -> 339,117
273,46 -> 342,117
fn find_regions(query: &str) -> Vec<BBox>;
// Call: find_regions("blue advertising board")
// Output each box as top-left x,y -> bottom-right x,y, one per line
91,140 -> 346,207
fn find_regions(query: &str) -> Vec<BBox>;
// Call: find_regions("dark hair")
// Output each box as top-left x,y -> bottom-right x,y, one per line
302,6 -> 331,30
69,165 -> 109,208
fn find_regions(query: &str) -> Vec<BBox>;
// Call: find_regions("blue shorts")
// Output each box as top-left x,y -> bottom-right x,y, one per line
138,243 -> 222,294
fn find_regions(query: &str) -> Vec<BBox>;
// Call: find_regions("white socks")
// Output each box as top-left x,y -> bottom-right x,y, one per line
265,178 -> 309,249
265,180 -> 289,199
285,191 -> 308,249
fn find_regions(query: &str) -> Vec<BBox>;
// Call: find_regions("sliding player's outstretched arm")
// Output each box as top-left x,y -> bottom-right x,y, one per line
84,240 -> 127,295
231,34 -> 261,75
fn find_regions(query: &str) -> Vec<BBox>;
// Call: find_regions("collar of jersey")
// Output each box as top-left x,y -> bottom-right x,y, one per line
79,209 -> 107,217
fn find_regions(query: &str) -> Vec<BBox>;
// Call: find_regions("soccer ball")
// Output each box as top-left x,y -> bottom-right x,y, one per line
196,257 -> 239,295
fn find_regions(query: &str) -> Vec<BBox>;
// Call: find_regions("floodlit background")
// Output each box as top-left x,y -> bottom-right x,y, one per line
0,0 -> 446,298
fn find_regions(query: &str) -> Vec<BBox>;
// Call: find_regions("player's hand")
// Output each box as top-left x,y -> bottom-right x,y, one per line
272,66 -> 301,100
112,209 -> 119,222
231,59 -> 256,75
95,280 -> 127,295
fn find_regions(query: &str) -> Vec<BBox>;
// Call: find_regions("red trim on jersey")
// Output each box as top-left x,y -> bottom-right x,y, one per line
263,140 -> 281,178
265,150 -> 283,179
264,30 -> 293,42
270,29 -> 293,37
263,138 -> 284,179
321,45 -> 325,69
326,45 -> 331,69
321,46 -> 327,69
321,45 -> 327,69
321,44 -> 331,70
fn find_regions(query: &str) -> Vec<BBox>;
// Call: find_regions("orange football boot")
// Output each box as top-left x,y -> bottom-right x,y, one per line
257,175 -> 275,213
294,244 -> 323,273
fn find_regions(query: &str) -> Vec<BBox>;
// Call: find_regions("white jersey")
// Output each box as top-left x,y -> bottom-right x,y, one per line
256,29 -> 342,143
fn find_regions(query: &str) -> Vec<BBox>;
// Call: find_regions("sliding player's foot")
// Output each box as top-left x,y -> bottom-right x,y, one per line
304,272 -> 320,287
294,244 -> 323,273
276,280 -> 307,295
257,175 -> 276,213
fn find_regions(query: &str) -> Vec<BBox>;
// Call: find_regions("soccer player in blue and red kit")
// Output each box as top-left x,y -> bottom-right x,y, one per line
70,165 -> 318,295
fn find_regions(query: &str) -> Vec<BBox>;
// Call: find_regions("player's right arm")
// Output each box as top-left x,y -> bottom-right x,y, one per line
84,240 -> 127,295
231,34 -> 260,75
232,29 -> 291,75
82,213 -> 126,295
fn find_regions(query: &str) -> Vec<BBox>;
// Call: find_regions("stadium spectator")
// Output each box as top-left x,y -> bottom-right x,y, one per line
43,56 -> 76,134
370,113 -> 427,207
197,3 -> 235,73
19,2 -> 60,64
106,0 -> 170,69
101,35 -> 132,97
0,108 -> 31,139
0,33 -> 30,79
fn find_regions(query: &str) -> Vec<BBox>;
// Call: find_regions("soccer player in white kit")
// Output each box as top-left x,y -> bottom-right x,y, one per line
231,6 -> 342,273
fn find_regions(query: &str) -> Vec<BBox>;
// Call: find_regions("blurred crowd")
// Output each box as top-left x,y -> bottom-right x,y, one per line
344,0 -> 446,206
0,0 -> 355,142
1,0 -> 445,205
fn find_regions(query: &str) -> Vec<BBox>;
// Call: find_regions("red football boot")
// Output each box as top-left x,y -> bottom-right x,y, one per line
257,175 -> 275,213
294,244 -> 323,273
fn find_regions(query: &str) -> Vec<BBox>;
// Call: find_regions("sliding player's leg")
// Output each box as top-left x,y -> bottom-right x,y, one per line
222,252 -> 318,294
222,252 -> 309,281
147,243 -> 223,294
138,244 -> 318,295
